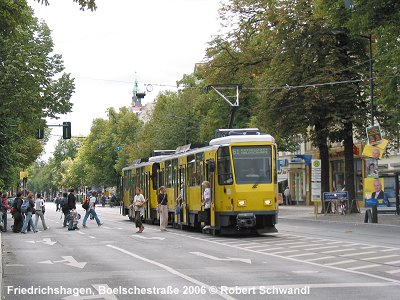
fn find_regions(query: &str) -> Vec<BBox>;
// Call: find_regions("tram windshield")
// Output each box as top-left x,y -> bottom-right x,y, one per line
232,146 -> 272,184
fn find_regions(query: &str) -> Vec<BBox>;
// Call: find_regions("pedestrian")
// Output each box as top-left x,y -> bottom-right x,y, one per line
12,192 -> 24,233
61,192 -> 69,227
131,187 -> 145,233
66,188 -> 77,228
55,194 -> 61,212
1,192 -> 9,232
158,186 -> 168,231
101,193 -> 106,207
68,209 -> 80,230
34,193 -> 48,230
201,181 -> 211,230
82,191 -> 103,228
20,191 -> 38,234
284,186 -> 292,205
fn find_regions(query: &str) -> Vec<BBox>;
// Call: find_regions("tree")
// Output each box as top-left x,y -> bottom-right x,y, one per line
35,0 -> 97,11
0,4 -> 74,190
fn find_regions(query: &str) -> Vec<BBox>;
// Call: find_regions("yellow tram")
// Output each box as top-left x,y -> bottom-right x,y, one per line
121,129 -> 278,234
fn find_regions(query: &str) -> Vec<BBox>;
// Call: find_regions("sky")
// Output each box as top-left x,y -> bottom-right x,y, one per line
27,0 -> 223,160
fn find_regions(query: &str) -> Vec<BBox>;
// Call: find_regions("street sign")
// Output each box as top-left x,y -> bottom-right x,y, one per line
323,192 -> 349,201
115,146 -> 121,151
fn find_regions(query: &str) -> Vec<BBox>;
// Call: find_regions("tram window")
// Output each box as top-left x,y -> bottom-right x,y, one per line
187,155 -> 196,186
232,146 -> 272,184
166,161 -> 172,188
218,147 -> 233,185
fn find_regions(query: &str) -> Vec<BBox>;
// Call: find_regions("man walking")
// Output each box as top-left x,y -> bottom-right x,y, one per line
82,191 -> 102,228
284,186 -> 292,205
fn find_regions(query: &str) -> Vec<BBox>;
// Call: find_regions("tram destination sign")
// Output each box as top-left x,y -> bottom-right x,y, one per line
232,146 -> 271,157
322,192 -> 349,201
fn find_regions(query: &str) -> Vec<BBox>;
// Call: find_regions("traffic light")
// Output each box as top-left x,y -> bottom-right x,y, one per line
36,128 -> 44,139
63,122 -> 71,139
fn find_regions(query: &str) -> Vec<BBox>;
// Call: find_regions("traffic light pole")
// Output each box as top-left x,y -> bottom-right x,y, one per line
37,122 -> 71,139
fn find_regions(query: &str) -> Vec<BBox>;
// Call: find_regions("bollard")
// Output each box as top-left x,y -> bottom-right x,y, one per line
371,205 -> 378,223
364,209 -> 372,223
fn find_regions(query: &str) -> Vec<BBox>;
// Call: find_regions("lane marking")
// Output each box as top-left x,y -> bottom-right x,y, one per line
89,236 -> 96,239
107,245 -> 235,300
324,260 -> 356,266
340,251 -> 376,257
386,269 -> 400,274
6,264 -> 25,267
381,248 -> 398,252
77,231 -> 86,235
190,252 -> 252,264
348,264 -> 380,271
274,241 -> 309,246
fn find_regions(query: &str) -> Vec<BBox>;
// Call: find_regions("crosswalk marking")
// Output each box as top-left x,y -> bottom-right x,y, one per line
324,259 -> 356,266
386,260 -> 400,265
348,264 -> 379,271
289,243 -> 323,249
340,251 -> 376,257
364,255 -> 400,261
322,248 -> 356,254
276,250 -> 300,254
381,248 -> 399,252
257,247 -> 285,252
305,256 -> 334,262
287,253 -> 316,258
304,246 -> 338,251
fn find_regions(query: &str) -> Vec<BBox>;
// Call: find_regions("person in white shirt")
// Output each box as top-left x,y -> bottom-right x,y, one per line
82,191 -> 102,227
202,181 -> 211,229
131,187 -> 146,233
34,193 -> 48,230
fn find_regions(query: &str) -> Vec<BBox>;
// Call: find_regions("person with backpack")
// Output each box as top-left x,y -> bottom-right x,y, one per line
82,191 -> 102,228
34,193 -> 48,230
21,192 -> 38,234
12,192 -> 24,233
2,192 -> 9,232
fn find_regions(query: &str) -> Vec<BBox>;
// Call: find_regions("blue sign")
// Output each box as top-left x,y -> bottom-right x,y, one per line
116,146 -> 121,151
323,192 -> 349,201
365,198 -> 390,207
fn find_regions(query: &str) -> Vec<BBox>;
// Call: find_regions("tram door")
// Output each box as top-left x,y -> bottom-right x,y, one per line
144,172 -> 150,220
206,158 -> 216,228
178,167 -> 187,225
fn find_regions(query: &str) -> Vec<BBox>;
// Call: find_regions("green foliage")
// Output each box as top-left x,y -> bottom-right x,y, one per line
0,3 -> 74,190
35,0 -> 97,11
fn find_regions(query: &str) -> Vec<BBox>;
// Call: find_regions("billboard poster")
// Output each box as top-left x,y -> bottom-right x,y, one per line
364,177 -> 390,207
366,126 -> 382,145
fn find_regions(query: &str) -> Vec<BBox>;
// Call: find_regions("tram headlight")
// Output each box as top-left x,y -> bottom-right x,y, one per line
264,199 -> 272,206
238,200 -> 246,207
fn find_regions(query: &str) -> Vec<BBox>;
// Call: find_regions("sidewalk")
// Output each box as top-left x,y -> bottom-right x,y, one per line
278,204 -> 400,227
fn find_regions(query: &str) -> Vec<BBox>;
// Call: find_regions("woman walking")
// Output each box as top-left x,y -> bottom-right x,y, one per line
132,187 -> 145,233
158,186 -> 168,231
34,193 -> 48,230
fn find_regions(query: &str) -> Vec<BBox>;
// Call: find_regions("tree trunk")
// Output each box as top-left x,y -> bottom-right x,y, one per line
315,123 -> 330,213
343,121 -> 358,213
